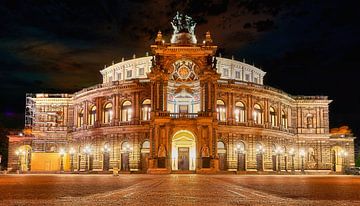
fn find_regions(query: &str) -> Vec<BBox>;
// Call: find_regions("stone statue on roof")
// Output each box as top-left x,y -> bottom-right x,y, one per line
170,12 -> 197,44
171,11 -> 196,35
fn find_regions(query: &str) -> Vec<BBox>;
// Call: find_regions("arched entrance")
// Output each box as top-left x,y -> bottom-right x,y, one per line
171,130 -> 196,171
331,146 -> 346,172
15,145 -> 32,172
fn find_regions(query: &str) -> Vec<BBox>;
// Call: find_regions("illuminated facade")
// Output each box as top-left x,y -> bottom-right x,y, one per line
8,13 -> 355,173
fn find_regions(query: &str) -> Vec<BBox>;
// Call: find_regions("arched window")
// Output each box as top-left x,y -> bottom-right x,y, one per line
253,104 -> 263,124
77,109 -> 84,127
306,114 -> 313,128
103,103 -> 113,124
269,106 -> 277,127
256,143 -> 265,154
234,102 -> 245,123
142,140 -> 150,149
217,141 -> 225,150
142,99 -> 151,121
281,110 -> 288,128
121,101 -> 132,122
121,141 -> 132,152
88,106 -> 96,126
216,100 -> 226,122
235,141 -> 245,153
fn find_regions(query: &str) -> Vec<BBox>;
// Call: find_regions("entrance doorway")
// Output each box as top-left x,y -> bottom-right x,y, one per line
171,130 -> 196,171
178,147 -> 189,170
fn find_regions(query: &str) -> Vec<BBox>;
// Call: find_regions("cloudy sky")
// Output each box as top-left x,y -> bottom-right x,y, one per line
0,0 -> 359,137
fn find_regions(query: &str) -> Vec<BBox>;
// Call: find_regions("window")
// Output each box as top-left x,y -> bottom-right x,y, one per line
121,101 -> 132,122
235,71 -> 241,79
223,68 -> 229,76
138,67 -> 144,75
103,103 -> 113,124
142,99 -> 151,120
253,104 -> 263,124
234,102 -> 245,123
281,110 -> 288,128
126,70 -> 132,78
306,114 -> 313,128
216,100 -> 226,122
117,72 -> 122,80
108,76 -> 113,82
77,109 -> 84,127
254,77 -> 258,83
245,74 -> 250,81
142,140 -> 150,149
269,107 -> 277,127
88,106 -> 96,125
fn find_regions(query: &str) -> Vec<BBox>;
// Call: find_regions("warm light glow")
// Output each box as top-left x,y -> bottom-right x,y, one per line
69,147 -> 75,155
274,147 -> 283,155
59,148 -> 65,156
339,149 -> 348,157
83,145 -> 92,154
288,148 -> 295,155
256,145 -> 265,154
299,149 -> 305,157
102,144 -> 111,153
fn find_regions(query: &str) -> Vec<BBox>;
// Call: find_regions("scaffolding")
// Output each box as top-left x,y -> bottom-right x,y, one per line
25,93 -> 36,128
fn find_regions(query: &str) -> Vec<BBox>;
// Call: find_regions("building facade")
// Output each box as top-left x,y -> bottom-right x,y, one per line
8,13 -> 355,173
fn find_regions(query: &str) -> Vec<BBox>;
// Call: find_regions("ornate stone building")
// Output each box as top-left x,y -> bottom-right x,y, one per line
8,13 -> 355,173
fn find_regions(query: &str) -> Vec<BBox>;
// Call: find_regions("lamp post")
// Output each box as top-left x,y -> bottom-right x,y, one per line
83,145 -> 92,172
15,149 -> 22,173
101,144 -> 111,171
59,148 -> 65,172
288,148 -> 295,174
69,147 -> 75,172
234,144 -> 246,171
299,149 -> 305,174
339,149 -> 348,174
123,143 -> 133,171
256,145 -> 265,172
274,147 -> 283,172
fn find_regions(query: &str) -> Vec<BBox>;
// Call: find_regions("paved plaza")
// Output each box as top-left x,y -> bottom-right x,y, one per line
0,174 -> 360,205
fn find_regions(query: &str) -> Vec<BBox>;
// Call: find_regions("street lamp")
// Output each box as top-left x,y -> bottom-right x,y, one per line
299,149 -> 305,174
15,149 -> 22,173
234,143 -> 246,171
59,148 -> 65,172
256,145 -> 265,172
69,147 -> 75,172
288,148 -> 295,174
101,144 -> 111,171
83,145 -> 92,172
339,149 -> 348,173
123,143 -> 133,171
274,147 -> 283,172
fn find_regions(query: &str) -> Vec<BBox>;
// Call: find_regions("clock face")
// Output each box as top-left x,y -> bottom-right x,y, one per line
178,66 -> 190,79
172,59 -> 198,81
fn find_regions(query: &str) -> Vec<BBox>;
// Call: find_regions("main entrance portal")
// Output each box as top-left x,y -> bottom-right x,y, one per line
171,130 -> 196,171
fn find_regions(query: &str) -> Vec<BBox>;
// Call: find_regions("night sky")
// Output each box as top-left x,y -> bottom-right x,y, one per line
0,0 -> 359,139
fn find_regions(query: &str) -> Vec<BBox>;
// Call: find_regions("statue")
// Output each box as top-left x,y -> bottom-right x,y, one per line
201,144 -> 210,157
158,144 -> 166,157
171,11 -> 196,35
212,56 -> 217,70
170,12 -> 197,44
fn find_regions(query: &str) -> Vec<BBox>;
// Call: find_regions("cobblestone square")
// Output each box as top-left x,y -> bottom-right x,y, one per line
1,174 -> 359,205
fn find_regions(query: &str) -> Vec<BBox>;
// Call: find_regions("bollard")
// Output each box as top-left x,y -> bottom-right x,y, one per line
113,167 -> 119,176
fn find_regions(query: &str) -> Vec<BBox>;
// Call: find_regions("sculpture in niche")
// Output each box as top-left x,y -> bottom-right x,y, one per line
158,144 -> 167,157
201,144 -> 210,157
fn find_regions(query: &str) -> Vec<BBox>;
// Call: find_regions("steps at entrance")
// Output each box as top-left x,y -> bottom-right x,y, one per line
171,170 -> 196,174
